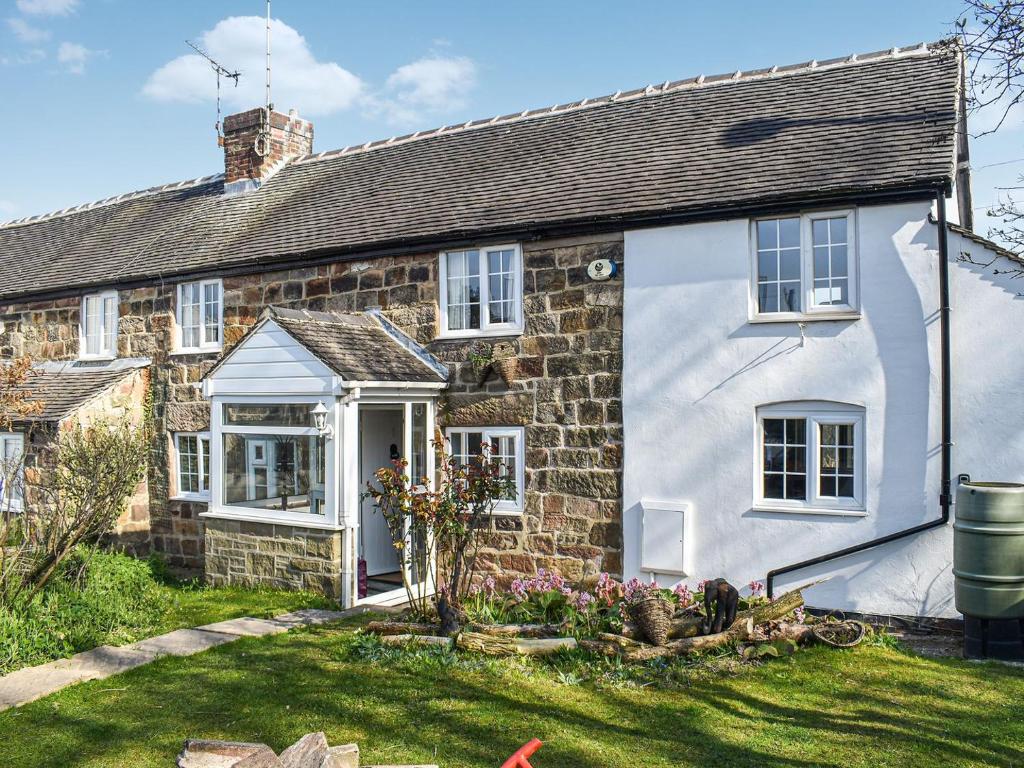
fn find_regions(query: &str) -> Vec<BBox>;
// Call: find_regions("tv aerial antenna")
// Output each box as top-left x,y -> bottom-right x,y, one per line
185,38 -> 241,145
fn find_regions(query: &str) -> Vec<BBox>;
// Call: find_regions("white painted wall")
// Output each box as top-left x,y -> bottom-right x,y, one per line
622,200 -> 1024,617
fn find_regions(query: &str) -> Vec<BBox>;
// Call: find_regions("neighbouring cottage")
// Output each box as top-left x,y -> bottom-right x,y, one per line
1,40 -> 1020,617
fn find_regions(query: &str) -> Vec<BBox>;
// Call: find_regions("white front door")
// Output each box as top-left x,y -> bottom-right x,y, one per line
359,408 -> 403,576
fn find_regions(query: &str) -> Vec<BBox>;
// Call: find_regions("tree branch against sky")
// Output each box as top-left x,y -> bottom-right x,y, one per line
959,0 -> 1024,253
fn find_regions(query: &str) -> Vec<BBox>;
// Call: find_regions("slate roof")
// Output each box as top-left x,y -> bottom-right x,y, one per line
0,43 -> 961,301
216,307 -> 447,383
12,361 -> 148,421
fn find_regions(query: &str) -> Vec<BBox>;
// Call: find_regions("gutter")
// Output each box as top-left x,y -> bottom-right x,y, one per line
766,190 -> 954,598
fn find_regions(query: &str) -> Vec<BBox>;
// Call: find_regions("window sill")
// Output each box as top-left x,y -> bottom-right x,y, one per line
200,507 -> 341,530
749,311 -> 861,324
78,355 -> 116,363
170,494 -> 210,503
753,504 -> 867,518
169,348 -> 223,357
435,326 -> 525,341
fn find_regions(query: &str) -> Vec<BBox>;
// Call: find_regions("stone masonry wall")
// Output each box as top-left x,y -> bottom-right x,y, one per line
0,231 -> 624,585
205,517 -> 343,598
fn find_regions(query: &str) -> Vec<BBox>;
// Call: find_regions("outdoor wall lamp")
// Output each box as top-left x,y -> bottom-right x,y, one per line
312,401 -> 333,439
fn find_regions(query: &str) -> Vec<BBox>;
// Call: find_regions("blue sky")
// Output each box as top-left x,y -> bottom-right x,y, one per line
0,0 -> 1018,241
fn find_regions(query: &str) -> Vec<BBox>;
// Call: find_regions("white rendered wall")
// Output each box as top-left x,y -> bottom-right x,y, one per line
623,201 -> 1024,617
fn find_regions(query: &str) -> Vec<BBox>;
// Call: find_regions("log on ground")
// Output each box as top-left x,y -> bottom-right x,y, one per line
623,618 -> 755,662
456,631 -> 577,656
464,623 -> 565,638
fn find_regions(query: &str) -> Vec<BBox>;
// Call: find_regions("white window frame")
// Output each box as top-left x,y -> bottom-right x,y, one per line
0,432 -> 25,513
438,244 -> 524,339
445,426 -> 525,514
749,209 -> 859,322
79,290 -> 119,360
754,402 -> 866,516
172,432 -> 210,501
175,279 -> 223,353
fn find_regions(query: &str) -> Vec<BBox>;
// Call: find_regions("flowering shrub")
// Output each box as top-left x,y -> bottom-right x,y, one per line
363,429 -> 516,626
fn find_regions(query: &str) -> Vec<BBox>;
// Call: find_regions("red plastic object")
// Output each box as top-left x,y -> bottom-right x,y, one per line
501,739 -> 543,768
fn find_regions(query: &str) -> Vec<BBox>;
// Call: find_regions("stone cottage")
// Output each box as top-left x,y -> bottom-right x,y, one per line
1,40 -> 1020,616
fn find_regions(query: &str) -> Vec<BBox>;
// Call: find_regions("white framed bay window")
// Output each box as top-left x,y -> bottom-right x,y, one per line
79,290 -> 118,359
438,244 -> 523,338
212,401 -> 327,523
750,209 -> 859,321
446,426 -> 524,513
176,279 -> 223,352
755,402 -> 865,515
172,432 -> 210,500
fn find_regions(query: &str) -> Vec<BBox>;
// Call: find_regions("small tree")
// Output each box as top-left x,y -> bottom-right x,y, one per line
0,357 -> 43,430
958,1 -> 1024,258
0,416 -> 148,606
364,428 -> 515,633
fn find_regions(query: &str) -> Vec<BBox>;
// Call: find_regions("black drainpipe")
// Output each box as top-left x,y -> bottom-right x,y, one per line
766,191 -> 954,598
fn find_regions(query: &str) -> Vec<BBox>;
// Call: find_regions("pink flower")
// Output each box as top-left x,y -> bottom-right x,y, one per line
697,579 -> 710,593
573,591 -> 595,611
748,580 -> 765,598
673,583 -> 693,606
483,575 -> 496,597
794,606 -> 805,623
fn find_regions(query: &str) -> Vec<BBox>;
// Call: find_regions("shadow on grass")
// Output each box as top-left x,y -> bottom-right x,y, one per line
2,628 -> 1023,768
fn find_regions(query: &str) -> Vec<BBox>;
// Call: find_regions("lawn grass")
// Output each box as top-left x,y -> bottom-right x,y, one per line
149,580 -> 336,636
1,616 -> 1022,768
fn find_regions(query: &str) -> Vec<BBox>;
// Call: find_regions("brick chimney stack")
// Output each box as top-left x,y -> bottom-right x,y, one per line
221,107 -> 314,194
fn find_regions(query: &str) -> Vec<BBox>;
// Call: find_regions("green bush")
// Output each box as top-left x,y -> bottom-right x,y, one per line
0,548 -> 170,674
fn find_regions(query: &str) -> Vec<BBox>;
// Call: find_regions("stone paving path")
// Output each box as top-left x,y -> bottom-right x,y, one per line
0,607 -> 360,712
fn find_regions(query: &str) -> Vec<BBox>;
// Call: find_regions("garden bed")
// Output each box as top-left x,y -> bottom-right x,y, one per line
359,571 -> 863,670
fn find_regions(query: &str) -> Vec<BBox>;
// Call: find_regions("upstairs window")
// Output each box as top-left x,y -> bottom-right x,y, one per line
752,210 -> 858,320
439,245 -> 523,337
80,291 -> 118,359
756,403 -> 865,514
177,279 -> 223,352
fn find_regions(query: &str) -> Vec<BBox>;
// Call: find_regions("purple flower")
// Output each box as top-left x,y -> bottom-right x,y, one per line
483,575 -> 496,597
673,583 -> 693,606
573,591 -> 595,610
749,580 -> 765,598
510,577 -> 527,600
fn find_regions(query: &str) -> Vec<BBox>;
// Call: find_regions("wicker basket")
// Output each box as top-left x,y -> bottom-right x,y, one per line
629,596 -> 674,645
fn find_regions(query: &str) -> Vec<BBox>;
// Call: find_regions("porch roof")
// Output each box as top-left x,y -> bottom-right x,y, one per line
13,359 -> 149,422
209,307 -> 448,385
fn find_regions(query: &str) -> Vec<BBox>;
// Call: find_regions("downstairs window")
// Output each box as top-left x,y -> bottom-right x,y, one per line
756,403 -> 864,514
446,426 -> 524,513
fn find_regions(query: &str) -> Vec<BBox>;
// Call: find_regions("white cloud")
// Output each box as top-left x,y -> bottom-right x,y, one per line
0,47 -> 45,66
142,16 -> 364,116
371,55 -> 477,125
7,17 -> 50,43
57,41 -> 100,74
16,0 -> 77,16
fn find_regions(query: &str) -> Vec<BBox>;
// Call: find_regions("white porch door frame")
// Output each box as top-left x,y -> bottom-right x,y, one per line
347,393 -> 437,607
